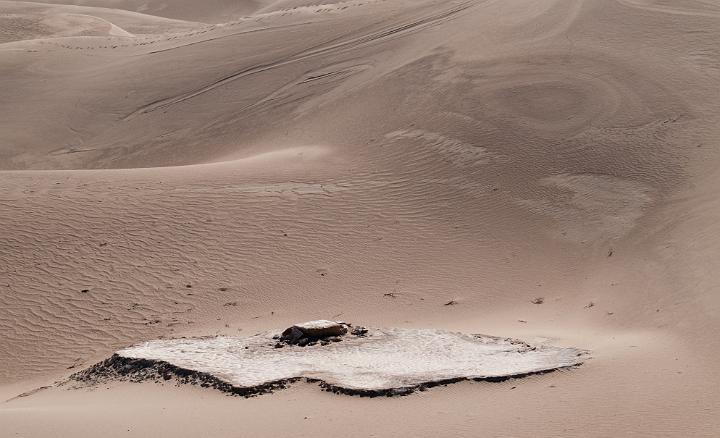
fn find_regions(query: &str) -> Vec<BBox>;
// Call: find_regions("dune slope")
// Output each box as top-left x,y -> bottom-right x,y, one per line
1,0 -> 719,436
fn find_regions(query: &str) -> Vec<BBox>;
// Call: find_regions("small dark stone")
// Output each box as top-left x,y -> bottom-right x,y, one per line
281,326 -> 305,344
351,326 -> 368,337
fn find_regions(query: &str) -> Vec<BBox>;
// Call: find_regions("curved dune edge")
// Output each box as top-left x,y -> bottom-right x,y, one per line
66,328 -> 588,397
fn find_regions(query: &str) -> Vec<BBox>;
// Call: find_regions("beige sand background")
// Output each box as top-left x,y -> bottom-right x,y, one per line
0,0 -> 719,436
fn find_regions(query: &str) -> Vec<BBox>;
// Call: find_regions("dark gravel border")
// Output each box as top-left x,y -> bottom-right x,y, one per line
67,353 -> 586,398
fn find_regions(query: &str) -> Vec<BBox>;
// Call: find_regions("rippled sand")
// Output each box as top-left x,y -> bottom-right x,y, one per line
1,0 -> 719,436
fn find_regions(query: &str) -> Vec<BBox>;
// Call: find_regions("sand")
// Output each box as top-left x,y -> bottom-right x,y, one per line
0,0 -> 719,436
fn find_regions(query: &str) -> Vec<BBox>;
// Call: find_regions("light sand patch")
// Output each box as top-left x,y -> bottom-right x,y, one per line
518,173 -> 655,243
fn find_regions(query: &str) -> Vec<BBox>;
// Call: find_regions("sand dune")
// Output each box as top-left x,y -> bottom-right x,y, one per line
12,0 -> 273,22
1,1 -> 205,39
1,0 -> 719,436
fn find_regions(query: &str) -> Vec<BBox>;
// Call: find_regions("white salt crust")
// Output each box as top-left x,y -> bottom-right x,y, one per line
118,327 -> 586,391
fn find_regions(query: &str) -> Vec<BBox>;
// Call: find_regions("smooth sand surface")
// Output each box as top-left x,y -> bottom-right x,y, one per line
1,0 -> 719,436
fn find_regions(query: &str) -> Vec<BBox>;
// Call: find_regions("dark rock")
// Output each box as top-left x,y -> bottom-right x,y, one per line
281,326 -> 305,344
279,320 -> 348,345
350,326 -> 368,337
